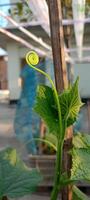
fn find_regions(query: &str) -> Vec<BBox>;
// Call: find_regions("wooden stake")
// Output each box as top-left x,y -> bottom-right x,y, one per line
47,0 -> 72,199
47,0 -> 68,93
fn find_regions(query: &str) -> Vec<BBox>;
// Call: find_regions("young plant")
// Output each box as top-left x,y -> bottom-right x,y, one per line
0,51 -> 89,200
26,51 -> 90,200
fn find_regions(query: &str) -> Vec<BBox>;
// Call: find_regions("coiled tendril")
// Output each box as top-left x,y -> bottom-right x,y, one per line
26,51 -> 39,66
26,50 -> 62,138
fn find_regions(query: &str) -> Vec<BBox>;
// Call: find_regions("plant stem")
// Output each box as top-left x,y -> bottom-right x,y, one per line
26,58 -> 63,139
19,138 -> 57,157
26,53 -> 64,200
50,140 -> 64,200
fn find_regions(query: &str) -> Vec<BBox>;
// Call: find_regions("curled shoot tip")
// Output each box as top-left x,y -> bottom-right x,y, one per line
26,51 -> 39,66
25,51 -> 62,140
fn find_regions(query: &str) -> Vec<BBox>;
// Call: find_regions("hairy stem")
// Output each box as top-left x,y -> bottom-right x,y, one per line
26,61 -> 63,139
50,140 -> 64,200
26,56 -> 64,200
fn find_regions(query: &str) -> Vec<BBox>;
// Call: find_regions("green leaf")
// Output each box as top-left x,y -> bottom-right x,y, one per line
16,3 -> 23,16
59,77 -> 83,127
45,134 -> 57,149
73,133 -> 90,149
34,85 -> 59,135
73,186 -> 89,200
59,172 -> 74,186
71,147 -> 90,182
0,147 -> 42,199
71,133 -> 90,183
34,78 -> 82,136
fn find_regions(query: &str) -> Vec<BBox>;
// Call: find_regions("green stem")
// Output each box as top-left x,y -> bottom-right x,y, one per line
30,66 -> 64,200
27,63 -> 63,139
26,61 -> 64,200
50,140 -> 64,200
18,138 -> 57,157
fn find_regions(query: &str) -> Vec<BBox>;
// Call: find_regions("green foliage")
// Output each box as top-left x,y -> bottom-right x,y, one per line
44,133 -> 90,198
73,132 -> 90,149
34,78 -> 82,137
25,51 -> 90,200
59,77 -> 83,127
8,1 -> 31,22
34,85 -> 59,135
45,134 -> 58,149
0,147 -> 42,199
71,133 -> 90,182
0,60 -> 86,199
71,148 -> 90,181
73,186 -> 89,200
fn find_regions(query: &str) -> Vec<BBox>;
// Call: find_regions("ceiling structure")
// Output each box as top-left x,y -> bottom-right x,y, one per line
61,0 -> 90,18
27,0 -> 73,62
0,0 -> 90,62
27,0 -> 90,62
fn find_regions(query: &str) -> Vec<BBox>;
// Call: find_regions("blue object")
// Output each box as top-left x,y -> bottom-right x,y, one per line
14,64 -> 40,154
73,112 -> 83,133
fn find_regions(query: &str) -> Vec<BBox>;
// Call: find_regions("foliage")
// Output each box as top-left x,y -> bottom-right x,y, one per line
71,133 -> 90,182
45,132 -> 90,199
71,148 -> 90,182
73,186 -> 89,200
45,134 -> 58,149
59,78 -> 83,127
1,51 -> 89,200
25,51 -> 90,200
45,132 -> 90,182
0,147 -> 42,199
0,51 -> 85,200
8,1 -> 32,22
34,85 -> 59,135
34,78 -> 82,137
73,132 -> 90,149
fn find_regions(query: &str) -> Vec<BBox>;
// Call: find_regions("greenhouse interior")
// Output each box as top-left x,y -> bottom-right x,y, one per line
0,0 -> 90,200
